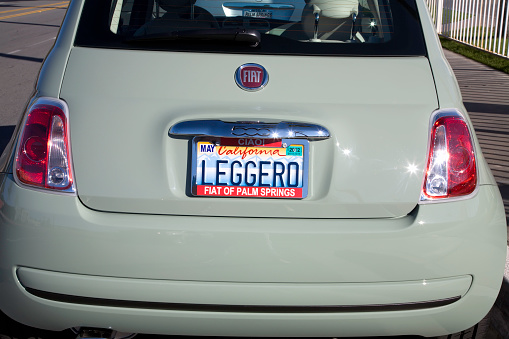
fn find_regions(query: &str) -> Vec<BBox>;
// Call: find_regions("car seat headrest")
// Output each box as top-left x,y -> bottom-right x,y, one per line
158,0 -> 197,11
307,0 -> 359,18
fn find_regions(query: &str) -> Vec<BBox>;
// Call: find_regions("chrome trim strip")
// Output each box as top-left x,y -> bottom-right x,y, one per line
169,120 -> 330,140
25,287 -> 460,313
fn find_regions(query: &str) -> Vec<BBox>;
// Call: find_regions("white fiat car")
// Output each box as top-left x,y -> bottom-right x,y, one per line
0,0 -> 506,338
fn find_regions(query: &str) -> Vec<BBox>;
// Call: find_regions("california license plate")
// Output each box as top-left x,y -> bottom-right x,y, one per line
192,137 -> 308,198
243,9 -> 272,18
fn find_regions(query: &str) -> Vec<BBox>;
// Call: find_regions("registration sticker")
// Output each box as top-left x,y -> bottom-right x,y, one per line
192,138 -> 308,198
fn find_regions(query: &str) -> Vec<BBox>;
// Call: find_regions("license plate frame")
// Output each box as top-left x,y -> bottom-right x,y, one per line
243,9 -> 273,18
191,137 -> 309,199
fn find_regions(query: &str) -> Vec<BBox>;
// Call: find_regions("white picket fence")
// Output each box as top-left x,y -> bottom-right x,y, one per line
425,0 -> 509,58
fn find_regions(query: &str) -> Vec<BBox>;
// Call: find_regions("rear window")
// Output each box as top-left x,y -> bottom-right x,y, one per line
75,0 -> 426,56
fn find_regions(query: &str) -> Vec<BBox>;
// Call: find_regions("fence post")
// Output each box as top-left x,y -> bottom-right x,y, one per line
437,0 -> 444,33
497,0 -> 508,35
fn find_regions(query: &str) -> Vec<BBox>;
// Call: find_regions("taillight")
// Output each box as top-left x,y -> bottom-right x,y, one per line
15,98 -> 75,193
421,110 -> 476,201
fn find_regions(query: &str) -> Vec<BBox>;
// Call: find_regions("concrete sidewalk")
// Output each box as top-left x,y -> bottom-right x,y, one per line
443,49 -> 509,338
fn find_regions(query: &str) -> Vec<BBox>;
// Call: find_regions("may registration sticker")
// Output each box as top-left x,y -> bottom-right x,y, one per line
192,138 -> 308,199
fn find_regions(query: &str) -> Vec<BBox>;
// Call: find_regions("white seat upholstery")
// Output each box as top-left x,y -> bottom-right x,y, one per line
308,0 -> 359,19
134,0 -> 218,36
299,0 -> 359,41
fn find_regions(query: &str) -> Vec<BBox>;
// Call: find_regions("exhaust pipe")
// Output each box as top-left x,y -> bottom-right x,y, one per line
76,328 -> 114,339
74,327 -> 137,339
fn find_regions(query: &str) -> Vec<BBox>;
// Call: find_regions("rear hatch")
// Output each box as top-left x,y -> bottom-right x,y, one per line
62,0 -> 437,218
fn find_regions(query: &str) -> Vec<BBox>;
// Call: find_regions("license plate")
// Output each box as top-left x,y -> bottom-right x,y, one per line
243,9 -> 272,18
192,137 -> 308,198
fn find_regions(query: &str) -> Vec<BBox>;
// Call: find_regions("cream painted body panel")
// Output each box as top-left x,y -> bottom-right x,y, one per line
0,173 -> 506,336
62,49 -> 438,218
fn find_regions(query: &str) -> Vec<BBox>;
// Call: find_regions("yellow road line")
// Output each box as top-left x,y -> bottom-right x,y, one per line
0,2 -> 69,20
0,1 -> 68,14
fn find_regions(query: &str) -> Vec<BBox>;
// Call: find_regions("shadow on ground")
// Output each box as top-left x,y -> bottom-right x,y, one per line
497,184 -> 509,243
0,310 -> 73,338
0,125 -> 15,163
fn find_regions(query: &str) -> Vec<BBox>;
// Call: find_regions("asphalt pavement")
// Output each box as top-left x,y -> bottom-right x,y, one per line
0,1 -> 68,164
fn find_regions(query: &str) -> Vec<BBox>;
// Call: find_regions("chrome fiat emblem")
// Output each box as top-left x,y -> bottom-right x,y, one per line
235,63 -> 269,91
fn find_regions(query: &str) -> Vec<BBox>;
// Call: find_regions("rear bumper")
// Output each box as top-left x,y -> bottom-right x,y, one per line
16,266 -> 469,312
0,173 -> 506,337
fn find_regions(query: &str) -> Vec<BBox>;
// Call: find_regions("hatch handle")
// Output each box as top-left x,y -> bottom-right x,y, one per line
169,120 -> 330,140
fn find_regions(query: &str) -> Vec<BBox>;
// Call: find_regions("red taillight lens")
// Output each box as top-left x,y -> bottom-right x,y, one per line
421,111 -> 476,201
15,98 -> 75,193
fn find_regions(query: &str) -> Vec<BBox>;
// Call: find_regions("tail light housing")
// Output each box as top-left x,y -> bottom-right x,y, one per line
15,97 -> 75,193
420,109 -> 477,202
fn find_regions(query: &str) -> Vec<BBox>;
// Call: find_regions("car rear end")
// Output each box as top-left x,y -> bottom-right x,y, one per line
0,0 -> 506,337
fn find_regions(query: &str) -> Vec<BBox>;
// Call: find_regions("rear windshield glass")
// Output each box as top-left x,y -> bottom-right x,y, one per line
75,0 -> 426,56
